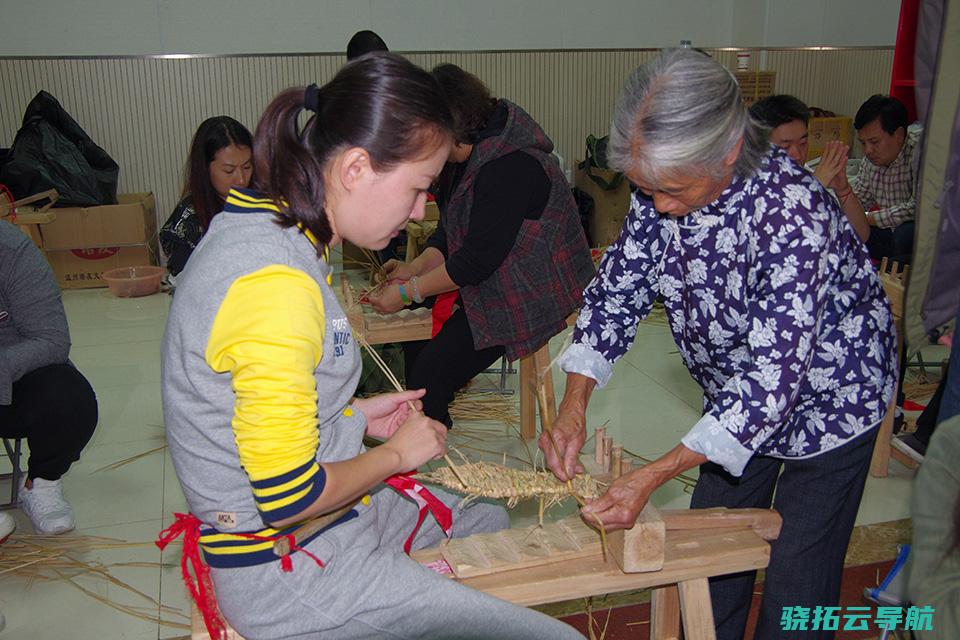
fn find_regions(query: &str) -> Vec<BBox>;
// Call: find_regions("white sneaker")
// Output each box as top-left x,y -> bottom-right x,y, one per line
0,511 -> 14,543
19,477 -> 75,535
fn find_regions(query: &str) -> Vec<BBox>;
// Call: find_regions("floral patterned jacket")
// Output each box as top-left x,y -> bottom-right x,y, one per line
559,147 -> 898,476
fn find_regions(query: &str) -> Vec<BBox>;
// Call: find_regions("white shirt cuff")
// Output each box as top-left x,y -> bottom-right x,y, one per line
681,413 -> 755,477
558,342 -> 614,389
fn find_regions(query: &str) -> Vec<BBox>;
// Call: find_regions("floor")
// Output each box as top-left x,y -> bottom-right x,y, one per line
0,279 -> 936,639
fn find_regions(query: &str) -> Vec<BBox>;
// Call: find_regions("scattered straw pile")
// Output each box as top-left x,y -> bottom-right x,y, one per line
0,533 -> 189,630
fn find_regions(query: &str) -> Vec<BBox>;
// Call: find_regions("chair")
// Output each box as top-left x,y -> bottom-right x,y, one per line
0,438 -> 24,510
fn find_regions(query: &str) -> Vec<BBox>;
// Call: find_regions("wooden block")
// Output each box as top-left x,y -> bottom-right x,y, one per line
602,436 -> 613,473
609,503 -> 666,573
594,427 -> 606,464
660,507 -> 782,542
651,585 -> 681,640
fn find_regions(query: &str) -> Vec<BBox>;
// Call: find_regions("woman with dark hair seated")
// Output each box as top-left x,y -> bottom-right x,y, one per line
159,116 -> 253,278
369,64 -> 593,427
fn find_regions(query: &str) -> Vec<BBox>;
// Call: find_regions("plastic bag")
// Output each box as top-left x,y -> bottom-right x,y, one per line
0,91 -> 118,206
577,134 -> 625,191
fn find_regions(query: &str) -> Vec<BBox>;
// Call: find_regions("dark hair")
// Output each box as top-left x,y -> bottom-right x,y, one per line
431,64 -> 498,145
184,116 -> 253,231
252,53 -> 453,252
749,95 -> 810,129
346,30 -> 388,60
854,94 -> 908,134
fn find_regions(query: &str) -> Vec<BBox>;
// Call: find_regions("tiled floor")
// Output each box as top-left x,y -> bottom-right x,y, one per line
0,284 -> 932,639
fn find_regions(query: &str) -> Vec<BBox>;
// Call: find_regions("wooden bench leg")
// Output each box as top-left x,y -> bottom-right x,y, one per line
651,585 -> 681,640
870,393 -> 896,477
519,342 -> 558,441
678,577 -> 717,640
519,355 -> 537,440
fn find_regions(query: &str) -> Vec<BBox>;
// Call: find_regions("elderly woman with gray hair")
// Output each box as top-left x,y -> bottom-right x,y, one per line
541,48 -> 898,639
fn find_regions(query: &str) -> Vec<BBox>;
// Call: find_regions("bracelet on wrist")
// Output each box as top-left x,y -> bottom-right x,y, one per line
398,284 -> 411,306
409,276 -> 424,304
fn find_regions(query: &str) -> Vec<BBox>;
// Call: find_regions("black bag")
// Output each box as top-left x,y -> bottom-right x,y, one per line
0,91 -> 118,206
577,134 -> 625,191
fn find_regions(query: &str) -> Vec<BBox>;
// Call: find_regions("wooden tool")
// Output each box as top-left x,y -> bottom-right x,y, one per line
273,501 -> 359,557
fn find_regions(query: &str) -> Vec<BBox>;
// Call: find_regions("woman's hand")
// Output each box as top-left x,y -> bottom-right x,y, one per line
813,141 -> 850,192
381,411 -> 448,472
381,259 -> 417,283
368,283 -> 406,314
540,403 -> 587,482
355,389 -> 426,440
580,467 -> 661,531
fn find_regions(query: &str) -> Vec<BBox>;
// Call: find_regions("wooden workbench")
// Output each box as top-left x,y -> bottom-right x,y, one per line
192,518 -> 771,640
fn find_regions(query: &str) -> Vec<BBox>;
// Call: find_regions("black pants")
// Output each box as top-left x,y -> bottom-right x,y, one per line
690,428 -> 877,640
866,221 -> 915,265
0,363 -> 98,480
403,308 -> 505,426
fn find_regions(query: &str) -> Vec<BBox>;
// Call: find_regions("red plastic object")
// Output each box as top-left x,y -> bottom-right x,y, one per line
890,0 -> 920,122
102,265 -> 165,297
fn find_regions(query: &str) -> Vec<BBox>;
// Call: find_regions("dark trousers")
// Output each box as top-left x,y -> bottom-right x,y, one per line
690,428 -> 878,640
0,363 -> 98,480
867,221 -> 915,265
403,308 -> 505,426
939,309 -> 960,424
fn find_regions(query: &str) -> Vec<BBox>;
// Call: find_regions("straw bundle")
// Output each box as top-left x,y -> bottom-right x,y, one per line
418,461 -> 602,509
449,391 -> 519,428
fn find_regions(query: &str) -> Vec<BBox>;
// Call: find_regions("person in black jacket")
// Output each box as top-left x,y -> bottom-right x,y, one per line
369,64 -> 593,426
159,116 -> 253,278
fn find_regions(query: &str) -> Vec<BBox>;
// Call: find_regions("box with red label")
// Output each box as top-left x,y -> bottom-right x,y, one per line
26,193 -> 159,289
45,245 -> 158,289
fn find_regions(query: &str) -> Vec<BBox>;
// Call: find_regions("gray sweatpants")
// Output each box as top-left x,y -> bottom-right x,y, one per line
211,485 -> 585,640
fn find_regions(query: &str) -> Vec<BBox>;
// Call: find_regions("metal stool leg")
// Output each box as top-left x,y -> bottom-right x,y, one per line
1,438 -> 23,509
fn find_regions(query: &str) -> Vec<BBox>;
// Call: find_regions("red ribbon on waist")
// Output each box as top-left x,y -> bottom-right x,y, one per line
155,513 -> 327,640
155,513 -> 227,640
384,472 -> 453,553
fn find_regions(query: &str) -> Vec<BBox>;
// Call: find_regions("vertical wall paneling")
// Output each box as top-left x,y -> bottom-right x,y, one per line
0,47 -> 892,257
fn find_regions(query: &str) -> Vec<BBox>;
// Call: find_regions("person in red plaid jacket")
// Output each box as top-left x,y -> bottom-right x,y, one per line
370,64 -> 593,426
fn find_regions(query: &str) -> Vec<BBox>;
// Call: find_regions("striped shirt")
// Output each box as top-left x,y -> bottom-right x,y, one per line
851,127 -> 921,229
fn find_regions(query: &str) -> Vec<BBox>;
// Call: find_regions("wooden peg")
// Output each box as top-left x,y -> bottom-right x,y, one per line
620,458 -> 632,477
611,446 -> 623,479
594,427 -> 606,465
602,436 -> 613,473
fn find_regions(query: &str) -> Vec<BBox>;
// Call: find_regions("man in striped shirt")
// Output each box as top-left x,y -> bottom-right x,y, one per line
831,95 -> 921,265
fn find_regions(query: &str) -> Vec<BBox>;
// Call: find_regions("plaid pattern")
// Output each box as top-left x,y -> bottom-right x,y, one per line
852,127 -> 921,229
443,100 -> 593,360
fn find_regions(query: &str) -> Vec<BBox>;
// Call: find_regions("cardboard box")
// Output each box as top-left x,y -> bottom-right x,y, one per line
46,245 -> 158,289
734,70 -> 776,107
807,116 -> 853,161
37,193 -> 156,251
575,162 -> 630,248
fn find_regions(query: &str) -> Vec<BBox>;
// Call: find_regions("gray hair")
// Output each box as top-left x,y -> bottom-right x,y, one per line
608,48 -> 768,186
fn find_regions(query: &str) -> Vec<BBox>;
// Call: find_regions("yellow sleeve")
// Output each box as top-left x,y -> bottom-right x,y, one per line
205,265 -> 327,522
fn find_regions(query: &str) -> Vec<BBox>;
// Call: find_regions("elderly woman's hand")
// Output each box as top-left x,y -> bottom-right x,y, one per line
580,467 -> 660,531
541,404 -> 587,482
368,283 -> 406,314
